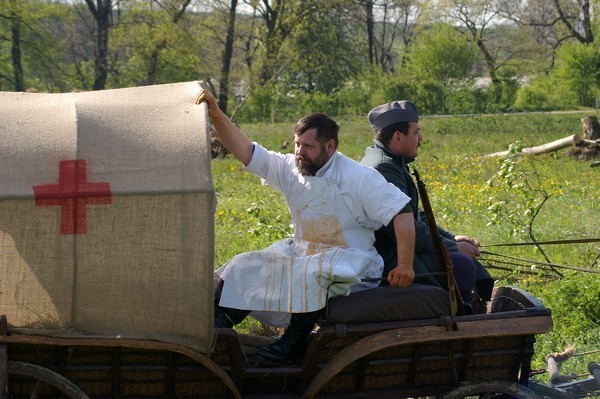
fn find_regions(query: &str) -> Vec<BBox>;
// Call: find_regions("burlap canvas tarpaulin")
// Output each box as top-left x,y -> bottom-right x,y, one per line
0,81 -> 215,353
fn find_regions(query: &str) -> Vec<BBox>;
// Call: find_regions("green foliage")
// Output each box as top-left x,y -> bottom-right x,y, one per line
246,202 -> 293,241
297,91 -> 341,116
487,70 -> 521,113
445,86 -> 487,114
516,43 -> 600,111
413,81 -> 446,115
333,69 -> 416,117
236,84 -> 294,122
4,1 -> 600,115
405,23 -> 478,88
484,142 -> 548,235
519,78 -> 579,113
0,0 -> 79,92
554,42 -> 600,107
332,77 -> 375,118
525,273 -> 600,374
280,4 -> 362,95
108,3 -> 203,88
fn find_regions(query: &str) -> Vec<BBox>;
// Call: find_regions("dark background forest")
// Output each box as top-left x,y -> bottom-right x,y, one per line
1,0 -> 599,122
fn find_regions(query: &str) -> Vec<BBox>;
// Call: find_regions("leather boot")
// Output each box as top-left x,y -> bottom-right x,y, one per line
214,306 -> 250,328
255,311 -> 320,365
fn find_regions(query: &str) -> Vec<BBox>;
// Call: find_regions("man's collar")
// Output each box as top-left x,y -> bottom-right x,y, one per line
315,151 -> 337,177
373,139 -> 416,164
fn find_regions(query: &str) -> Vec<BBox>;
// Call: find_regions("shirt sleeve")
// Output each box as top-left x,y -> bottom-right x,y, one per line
244,142 -> 294,193
358,167 -> 411,228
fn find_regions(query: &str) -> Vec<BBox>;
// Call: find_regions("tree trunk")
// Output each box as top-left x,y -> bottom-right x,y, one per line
85,0 -> 112,90
364,0 -> 374,67
10,0 -> 24,92
218,0 -> 238,114
553,0 -> 594,44
581,116 -> 600,140
146,40 -> 167,85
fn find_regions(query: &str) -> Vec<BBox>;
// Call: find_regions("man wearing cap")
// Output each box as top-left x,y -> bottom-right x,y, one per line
195,89 -> 417,365
360,100 -> 494,305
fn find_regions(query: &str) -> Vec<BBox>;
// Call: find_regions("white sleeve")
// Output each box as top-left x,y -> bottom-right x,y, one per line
244,143 -> 294,193
359,168 -> 410,227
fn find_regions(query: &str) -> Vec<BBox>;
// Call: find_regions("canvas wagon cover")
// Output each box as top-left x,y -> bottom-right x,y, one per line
0,81 -> 215,353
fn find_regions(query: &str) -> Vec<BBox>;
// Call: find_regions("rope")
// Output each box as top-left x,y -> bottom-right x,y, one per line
570,348 -> 600,358
479,257 -> 557,278
480,250 -> 600,274
480,237 -> 600,247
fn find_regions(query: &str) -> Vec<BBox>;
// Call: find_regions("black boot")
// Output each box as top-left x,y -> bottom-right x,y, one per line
213,278 -> 251,328
255,311 -> 320,365
214,306 -> 251,328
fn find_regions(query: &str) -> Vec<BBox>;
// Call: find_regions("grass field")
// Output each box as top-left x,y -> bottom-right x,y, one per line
210,111 -> 599,373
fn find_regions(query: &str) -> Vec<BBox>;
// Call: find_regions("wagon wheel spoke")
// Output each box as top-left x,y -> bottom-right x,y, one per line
7,361 -> 90,399
30,380 -> 42,399
440,380 -> 542,399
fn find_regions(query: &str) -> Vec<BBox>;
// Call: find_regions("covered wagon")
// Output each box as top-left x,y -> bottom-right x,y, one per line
0,82 -> 552,399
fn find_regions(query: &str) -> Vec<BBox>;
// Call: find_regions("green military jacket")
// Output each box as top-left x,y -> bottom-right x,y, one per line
360,140 -> 492,290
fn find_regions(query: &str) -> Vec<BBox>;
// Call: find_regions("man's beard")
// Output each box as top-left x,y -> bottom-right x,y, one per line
295,147 -> 329,176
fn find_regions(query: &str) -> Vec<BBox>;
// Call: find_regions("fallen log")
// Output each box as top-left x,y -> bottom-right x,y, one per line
580,138 -> 599,146
483,134 -> 581,158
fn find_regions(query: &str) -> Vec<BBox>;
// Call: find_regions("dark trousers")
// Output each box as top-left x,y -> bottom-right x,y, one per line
426,252 -> 476,300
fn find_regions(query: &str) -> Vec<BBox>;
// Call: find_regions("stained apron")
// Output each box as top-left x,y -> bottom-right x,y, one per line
216,176 -> 382,320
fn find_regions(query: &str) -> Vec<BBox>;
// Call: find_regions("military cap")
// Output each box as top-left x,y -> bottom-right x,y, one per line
368,100 -> 419,133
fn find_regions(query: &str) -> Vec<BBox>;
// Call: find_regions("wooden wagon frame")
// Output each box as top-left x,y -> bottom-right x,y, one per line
0,82 -> 553,398
1,285 -> 552,398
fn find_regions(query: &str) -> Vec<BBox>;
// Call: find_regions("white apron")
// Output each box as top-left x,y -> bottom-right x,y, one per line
216,176 -> 381,319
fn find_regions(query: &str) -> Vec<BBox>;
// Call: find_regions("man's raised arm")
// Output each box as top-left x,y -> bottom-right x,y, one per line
195,88 -> 254,166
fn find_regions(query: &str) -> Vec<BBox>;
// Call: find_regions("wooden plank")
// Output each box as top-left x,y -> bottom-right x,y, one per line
0,316 -> 7,398
303,315 -> 552,398
0,332 -> 241,399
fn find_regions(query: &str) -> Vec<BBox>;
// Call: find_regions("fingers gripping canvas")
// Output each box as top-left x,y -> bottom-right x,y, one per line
0,81 -> 215,353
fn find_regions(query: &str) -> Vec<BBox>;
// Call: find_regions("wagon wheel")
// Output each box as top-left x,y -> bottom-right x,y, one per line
439,380 -> 542,399
6,361 -> 90,399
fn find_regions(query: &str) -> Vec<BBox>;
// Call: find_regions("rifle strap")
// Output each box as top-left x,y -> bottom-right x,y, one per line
412,169 -> 462,320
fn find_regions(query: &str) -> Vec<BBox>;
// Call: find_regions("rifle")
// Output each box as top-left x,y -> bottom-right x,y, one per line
412,169 -> 464,317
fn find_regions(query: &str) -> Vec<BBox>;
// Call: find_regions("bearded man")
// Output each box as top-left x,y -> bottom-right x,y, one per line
195,89 -> 416,365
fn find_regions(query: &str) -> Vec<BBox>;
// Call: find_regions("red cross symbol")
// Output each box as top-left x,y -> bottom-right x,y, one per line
33,160 -> 112,235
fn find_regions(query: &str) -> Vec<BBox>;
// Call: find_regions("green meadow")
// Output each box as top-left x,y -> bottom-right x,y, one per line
211,111 -> 599,374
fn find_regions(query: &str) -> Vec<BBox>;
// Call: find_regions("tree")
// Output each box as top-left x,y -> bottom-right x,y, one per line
218,0 -> 238,113
501,0 -> 596,71
0,0 -> 25,91
84,0 -> 114,90
144,0 -> 192,85
554,42 -> 600,106
441,0 -> 503,87
0,0 -> 78,92
280,2 -> 361,94
243,0 -> 314,84
552,0 -> 594,45
406,23 -> 478,87
440,0 -> 530,106
356,0 -> 426,73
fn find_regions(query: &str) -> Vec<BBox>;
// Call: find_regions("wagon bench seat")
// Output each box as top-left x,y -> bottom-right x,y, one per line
323,283 -> 451,324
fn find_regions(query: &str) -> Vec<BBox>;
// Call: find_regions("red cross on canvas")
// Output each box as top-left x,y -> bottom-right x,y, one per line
33,159 -> 112,235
